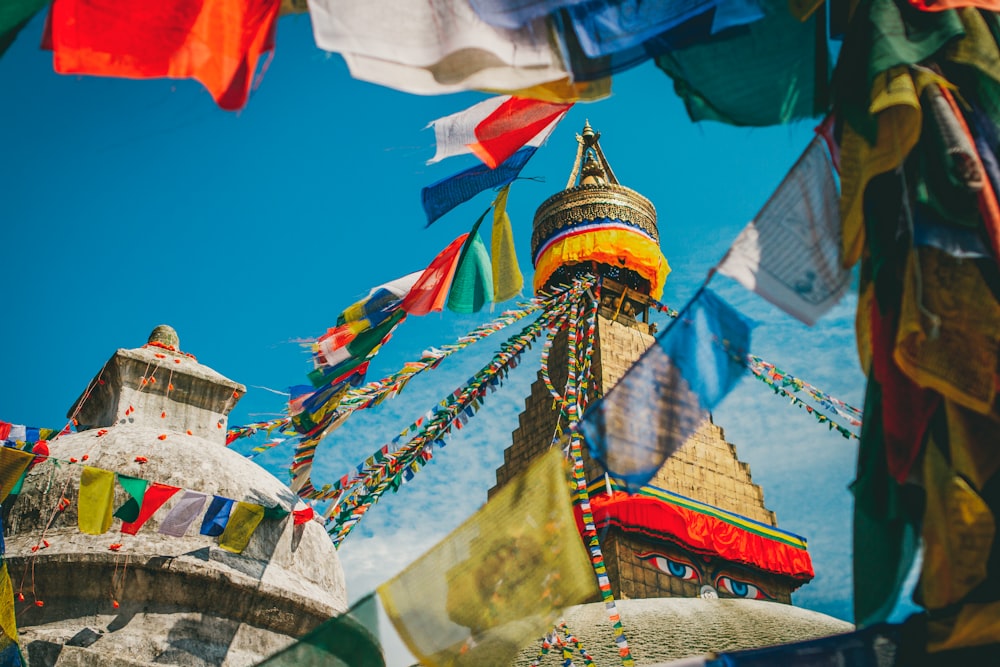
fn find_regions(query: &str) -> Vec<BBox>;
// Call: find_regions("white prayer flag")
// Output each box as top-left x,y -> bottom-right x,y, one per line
717,136 -> 847,326
428,96 -> 510,165
307,0 -> 567,95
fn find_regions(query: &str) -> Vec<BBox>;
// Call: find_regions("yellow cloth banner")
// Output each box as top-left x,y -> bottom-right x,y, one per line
377,449 -> 597,667
491,186 -> 524,304
218,502 -> 266,554
0,560 -> 18,649
483,77 -> 611,104
0,448 -> 33,504
78,466 -> 116,535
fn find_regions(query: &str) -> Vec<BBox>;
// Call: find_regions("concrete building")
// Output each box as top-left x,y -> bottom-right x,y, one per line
5,325 -> 347,666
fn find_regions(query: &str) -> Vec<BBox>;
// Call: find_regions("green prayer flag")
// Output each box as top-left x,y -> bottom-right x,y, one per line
255,593 -> 385,666
447,211 -> 494,315
852,377 -> 920,626
0,0 -> 46,35
113,475 -> 149,524
655,0 -> 827,127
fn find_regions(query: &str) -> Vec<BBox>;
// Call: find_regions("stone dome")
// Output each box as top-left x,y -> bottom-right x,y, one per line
514,598 -> 853,666
6,329 -> 347,666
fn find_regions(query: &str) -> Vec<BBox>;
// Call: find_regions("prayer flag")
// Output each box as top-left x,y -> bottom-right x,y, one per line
0,449 -> 32,503
112,475 -> 149,524
447,211 -> 494,314
377,448 -> 596,666
469,0 -> 589,29
307,0 -> 567,95
428,96 -> 510,165
402,235 -> 468,316
578,288 -> 753,490
0,0 -> 45,35
219,502 -> 265,554
256,593 -> 385,666
655,0 -> 825,126
78,467 -> 116,535
469,97 -> 571,168
121,483 -> 180,535
0,559 -> 20,667
200,496 -> 235,537
717,136 -> 847,325
421,147 -> 537,226
47,0 -> 280,111
158,490 -> 207,537
491,186 -> 524,302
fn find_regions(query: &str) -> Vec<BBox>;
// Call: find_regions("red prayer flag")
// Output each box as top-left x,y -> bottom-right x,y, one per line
47,0 -> 280,111
121,483 -> 181,535
469,97 -> 571,169
293,507 -> 315,525
401,234 -> 468,316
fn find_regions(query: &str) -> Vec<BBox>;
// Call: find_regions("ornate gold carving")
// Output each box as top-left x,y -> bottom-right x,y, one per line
531,184 -> 658,258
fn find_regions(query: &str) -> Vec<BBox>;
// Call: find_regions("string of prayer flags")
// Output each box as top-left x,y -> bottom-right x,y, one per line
467,96 -> 571,168
579,288 -> 753,490
78,466 -> 116,535
0,421 -> 65,445
200,496 -> 235,537
491,185 -> 524,302
219,502 -> 266,554
375,448 -> 597,667
401,235 -> 468,316
121,483 -> 180,535
655,0 -> 826,126
717,135 -> 847,325
306,0 -> 567,96
446,209 -> 494,314
159,490 -> 208,537
46,0 -> 280,111
421,147 -> 538,226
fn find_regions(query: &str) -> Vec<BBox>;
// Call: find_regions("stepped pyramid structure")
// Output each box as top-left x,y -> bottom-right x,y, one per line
491,123 -> 814,606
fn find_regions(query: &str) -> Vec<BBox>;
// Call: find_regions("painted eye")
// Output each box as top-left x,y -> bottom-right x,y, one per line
717,576 -> 768,600
636,552 -> 699,581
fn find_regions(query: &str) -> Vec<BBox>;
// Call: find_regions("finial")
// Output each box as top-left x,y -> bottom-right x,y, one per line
581,120 -> 598,146
147,325 -> 180,350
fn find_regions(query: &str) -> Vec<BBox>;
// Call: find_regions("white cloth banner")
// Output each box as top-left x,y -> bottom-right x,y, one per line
307,0 -> 567,94
717,136 -> 847,326
427,96 -> 510,164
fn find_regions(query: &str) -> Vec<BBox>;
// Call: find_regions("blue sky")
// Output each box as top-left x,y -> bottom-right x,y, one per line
1,9 -> 918,657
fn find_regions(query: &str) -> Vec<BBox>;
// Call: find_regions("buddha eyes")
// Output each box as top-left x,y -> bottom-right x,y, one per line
716,575 -> 768,600
636,551 -> 699,581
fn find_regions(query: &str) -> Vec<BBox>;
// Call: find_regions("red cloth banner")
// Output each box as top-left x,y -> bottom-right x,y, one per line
121,483 -> 181,535
47,0 -> 280,111
469,97 -> 571,169
580,492 -> 815,581
401,234 -> 468,316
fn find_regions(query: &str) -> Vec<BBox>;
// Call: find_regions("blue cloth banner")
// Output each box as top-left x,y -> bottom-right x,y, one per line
200,496 -> 235,537
422,147 -> 536,226
469,0 -> 588,29
578,288 -> 753,489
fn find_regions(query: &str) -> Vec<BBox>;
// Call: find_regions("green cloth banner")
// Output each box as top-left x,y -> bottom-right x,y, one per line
113,475 -> 149,524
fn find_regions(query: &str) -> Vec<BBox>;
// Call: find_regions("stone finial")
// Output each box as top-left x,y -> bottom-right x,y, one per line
148,324 -> 180,350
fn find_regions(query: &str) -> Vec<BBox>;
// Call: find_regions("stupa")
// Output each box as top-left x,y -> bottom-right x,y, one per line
491,124 -> 851,664
4,326 -> 347,666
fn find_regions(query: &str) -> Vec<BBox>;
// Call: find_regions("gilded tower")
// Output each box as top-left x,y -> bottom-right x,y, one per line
491,123 -> 814,606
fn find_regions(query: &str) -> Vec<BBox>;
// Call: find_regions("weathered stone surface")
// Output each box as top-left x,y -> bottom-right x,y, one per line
7,330 -> 348,666
513,598 -> 853,666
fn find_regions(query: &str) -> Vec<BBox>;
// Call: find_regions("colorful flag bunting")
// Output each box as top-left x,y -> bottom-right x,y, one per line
307,0 -> 567,95
158,490 -> 208,537
579,288 -> 753,490
121,482 -> 180,535
401,235 -> 469,316
421,147 -> 537,226
469,97 -> 571,168
447,211 -> 494,314
219,502 -> 265,554
78,466 -> 116,535
47,0 -> 280,111
376,448 -> 596,667
717,135 -> 847,325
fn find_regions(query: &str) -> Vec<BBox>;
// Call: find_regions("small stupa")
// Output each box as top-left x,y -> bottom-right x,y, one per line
491,124 -> 851,664
5,326 -> 347,666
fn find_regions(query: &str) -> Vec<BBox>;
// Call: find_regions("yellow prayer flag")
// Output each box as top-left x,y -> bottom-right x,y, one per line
377,448 -> 596,667
491,185 -> 524,304
218,502 -> 266,554
0,448 -> 33,504
0,561 -> 19,650
78,467 -> 116,535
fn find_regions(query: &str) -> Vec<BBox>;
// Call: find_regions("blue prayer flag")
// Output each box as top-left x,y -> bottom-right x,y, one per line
422,147 -> 536,226
578,288 -> 753,490
200,496 -> 234,537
